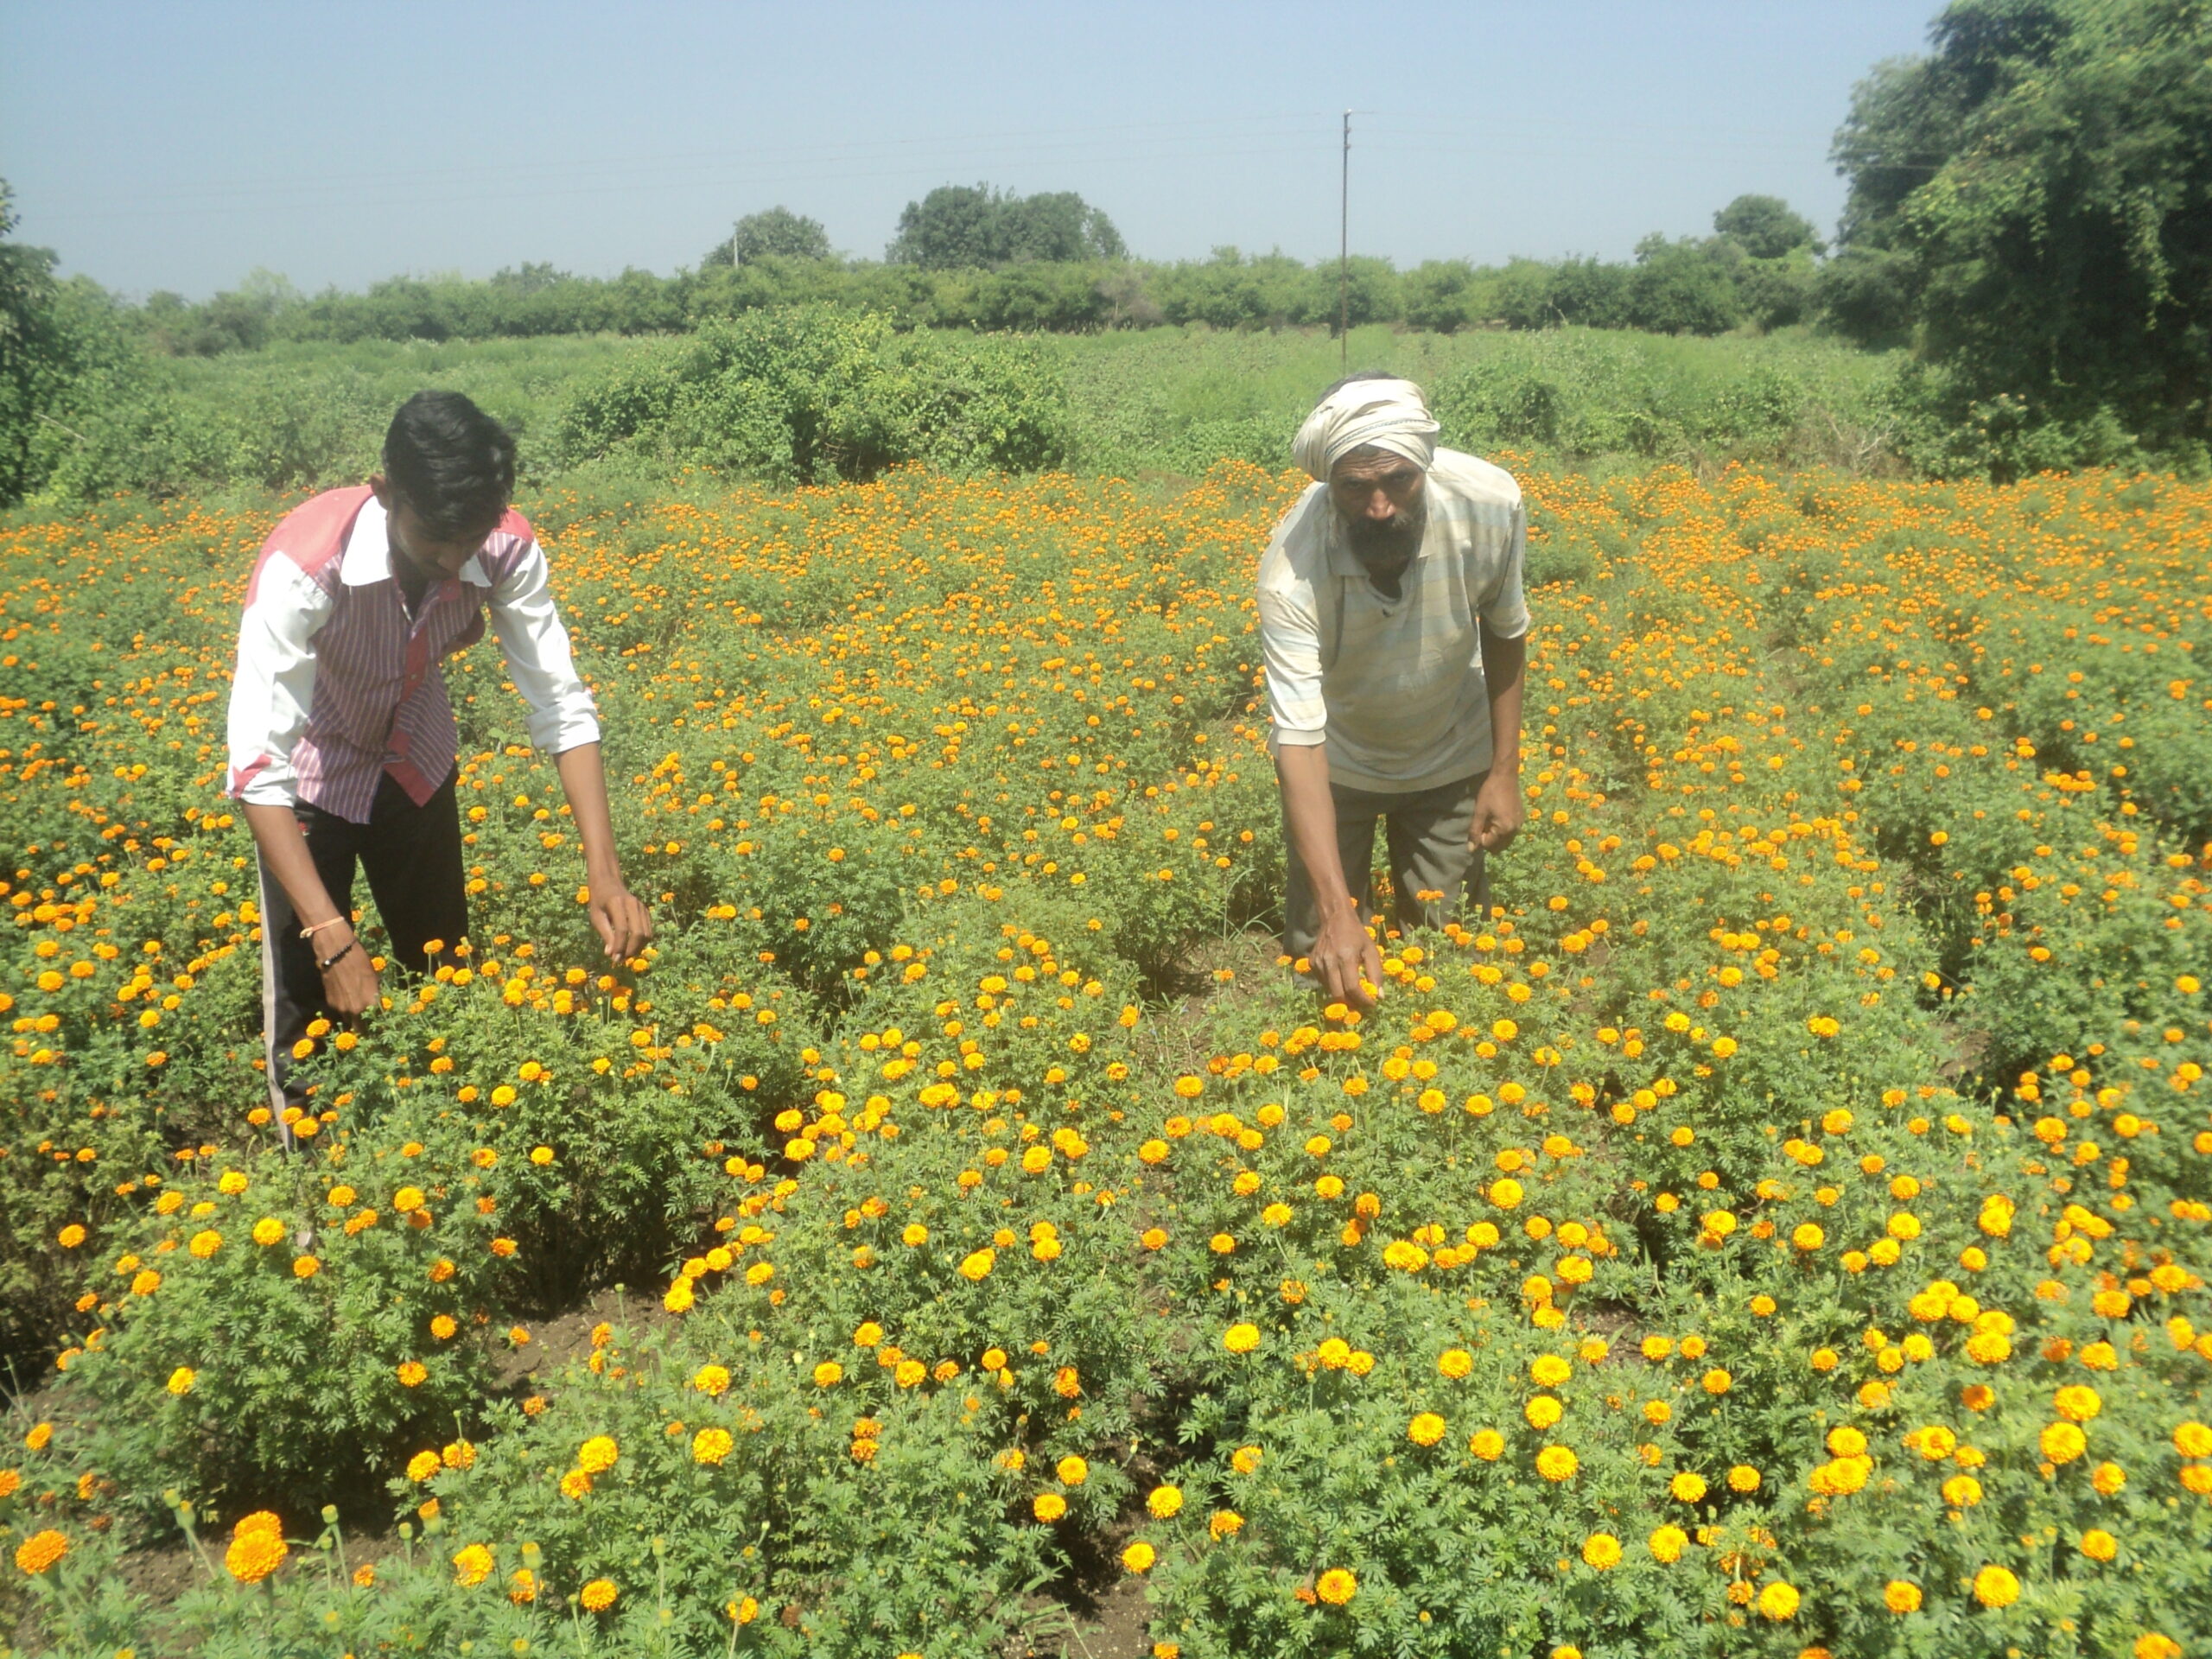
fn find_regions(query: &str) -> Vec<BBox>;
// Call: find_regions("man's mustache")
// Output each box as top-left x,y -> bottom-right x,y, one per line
1346,507 -> 1425,546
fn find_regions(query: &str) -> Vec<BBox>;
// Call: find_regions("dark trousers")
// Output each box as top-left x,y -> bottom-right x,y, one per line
1282,770 -> 1491,957
257,769 -> 467,1123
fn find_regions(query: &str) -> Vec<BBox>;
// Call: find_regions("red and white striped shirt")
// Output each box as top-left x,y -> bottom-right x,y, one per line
226,486 -> 600,823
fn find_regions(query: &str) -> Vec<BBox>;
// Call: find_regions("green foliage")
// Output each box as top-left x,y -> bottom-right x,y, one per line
548,306 -> 1070,482
1713,194 -> 1825,261
1829,0 -> 2212,472
707,207 -> 835,269
886,184 -> 1125,269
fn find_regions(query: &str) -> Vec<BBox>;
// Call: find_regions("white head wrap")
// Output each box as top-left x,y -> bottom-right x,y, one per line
1293,377 -> 1440,481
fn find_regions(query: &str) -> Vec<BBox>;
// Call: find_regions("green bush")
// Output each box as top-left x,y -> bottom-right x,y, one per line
550,307 -> 1070,483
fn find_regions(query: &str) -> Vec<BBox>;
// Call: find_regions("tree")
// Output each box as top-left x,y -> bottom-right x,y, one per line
1713,194 -> 1823,259
886,185 -> 1124,268
706,207 -> 834,269
1829,0 -> 2212,466
0,180 -> 88,504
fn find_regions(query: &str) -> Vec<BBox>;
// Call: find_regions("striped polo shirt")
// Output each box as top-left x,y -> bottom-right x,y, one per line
1256,448 -> 1529,792
226,486 -> 600,823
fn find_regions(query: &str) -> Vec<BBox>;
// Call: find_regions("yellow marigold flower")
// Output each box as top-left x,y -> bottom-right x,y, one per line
1315,1567 -> 1357,1605
1581,1532 -> 1622,1570
580,1578 -> 617,1611
1147,1484 -> 1183,1518
251,1217 -> 286,1248
1525,1395 -> 1564,1430
406,1451 -> 441,1482
578,1435 -> 619,1473
1791,1224 -> 1824,1252
1230,1444 -> 1262,1474
1209,1510 -> 1243,1539
1122,1540 -> 1156,1573
1535,1445 -> 1579,1482
1973,1565 -> 2019,1608
1728,1464 -> 1760,1492
1408,1413 -> 1446,1446
694,1363 -> 731,1396
162,1365 -> 196,1395
2041,1421 -> 2088,1464
1530,1354 -> 1571,1386
559,1468 -> 592,1500
1756,1580 -> 1799,1620
2171,1421 -> 2212,1459
1438,1348 -> 1472,1378
1223,1323 -> 1260,1354
1469,1429 -> 1504,1460
694,1427 -> 734,1465
291,1255 -> 320,1279
452,1543 -> 493,1587
1058,1455 -> 1089,1486
959,1248 -> 995,1281
188,1229 -> 221,1259
813,1361 -> 842,1388
509,1567 -> 537,1604
14,1529 -> 68,1574
2080,1529 -> 2117,1562
1033,1492 -> 1067,1522
1884,1580 -> 1922,1613
1647,1525 -> 1687,1563
2054,1385 -> 2102,1423
225,1515 -> 287,1584
396,1360 -> 428,1387
1669,1471 -> 1707,1503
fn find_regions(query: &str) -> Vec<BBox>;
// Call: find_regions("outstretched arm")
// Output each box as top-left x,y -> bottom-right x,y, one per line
1471,623 -> 1527,855
1277,741 -> 1382,1009
553,741 -> 652,963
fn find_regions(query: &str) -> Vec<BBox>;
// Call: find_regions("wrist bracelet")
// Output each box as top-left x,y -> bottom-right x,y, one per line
317,937 -> 359,974
300,916 -> 348,941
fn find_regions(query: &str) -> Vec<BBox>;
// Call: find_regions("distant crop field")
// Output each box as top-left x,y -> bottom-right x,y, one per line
1,461 -> 2206,1659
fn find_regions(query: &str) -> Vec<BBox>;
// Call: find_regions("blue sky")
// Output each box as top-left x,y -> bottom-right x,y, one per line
3,1 -> 1938,300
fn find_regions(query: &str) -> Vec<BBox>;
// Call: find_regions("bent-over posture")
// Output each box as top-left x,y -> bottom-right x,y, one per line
1257,373 -> 1529,1007
226,391 -> 651,1132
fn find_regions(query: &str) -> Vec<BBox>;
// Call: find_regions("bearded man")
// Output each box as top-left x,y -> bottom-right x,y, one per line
1257,372 -> 1529,1007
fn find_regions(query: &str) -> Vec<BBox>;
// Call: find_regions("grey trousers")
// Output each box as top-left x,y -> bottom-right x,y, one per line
1281,770 -> 1491,957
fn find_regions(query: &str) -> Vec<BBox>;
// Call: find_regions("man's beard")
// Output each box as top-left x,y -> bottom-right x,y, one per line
1344,501 -> 1426,568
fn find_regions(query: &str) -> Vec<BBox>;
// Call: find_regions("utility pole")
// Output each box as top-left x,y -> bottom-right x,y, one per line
1338,109 -> 1351,371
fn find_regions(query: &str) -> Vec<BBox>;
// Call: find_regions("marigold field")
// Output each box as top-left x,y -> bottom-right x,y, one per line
0,460 -> 2208,1659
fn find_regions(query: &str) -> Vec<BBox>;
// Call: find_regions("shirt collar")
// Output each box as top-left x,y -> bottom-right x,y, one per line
340,496 -> 489,588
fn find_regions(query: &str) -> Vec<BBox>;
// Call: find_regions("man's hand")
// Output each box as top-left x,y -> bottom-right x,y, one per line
1311,898 -> 1384,1012
316,923 -> 383,1018
1471,769 -> 1526,854
586,880 -> 653,964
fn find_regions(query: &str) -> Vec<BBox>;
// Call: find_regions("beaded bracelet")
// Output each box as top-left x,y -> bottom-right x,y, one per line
317,938 -> 359,975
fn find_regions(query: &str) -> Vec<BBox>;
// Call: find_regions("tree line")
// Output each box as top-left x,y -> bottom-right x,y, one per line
3,0 -> 2207,502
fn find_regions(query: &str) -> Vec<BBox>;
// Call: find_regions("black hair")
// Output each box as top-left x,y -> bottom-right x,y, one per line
1315,367 -> 1413,405
382,391 -> 517,538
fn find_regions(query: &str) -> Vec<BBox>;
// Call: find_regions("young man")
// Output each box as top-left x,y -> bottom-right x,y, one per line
226,390 -> 651,1124
1257,373 -> 1529,1009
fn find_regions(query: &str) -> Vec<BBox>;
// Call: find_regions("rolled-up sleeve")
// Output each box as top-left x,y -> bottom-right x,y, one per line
1257,568 -> 1328,748
226,560 -> 332,807
488,541 -> 601,754
1479,499 -> 1531,639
